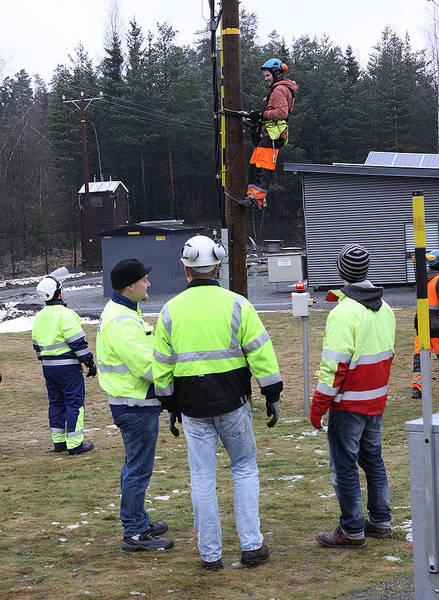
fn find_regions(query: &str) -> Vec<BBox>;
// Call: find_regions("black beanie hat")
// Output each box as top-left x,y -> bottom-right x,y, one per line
337,244 -> 370,283
111,258 -> 151,290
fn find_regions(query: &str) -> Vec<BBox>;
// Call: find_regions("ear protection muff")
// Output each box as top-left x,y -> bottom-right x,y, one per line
213,243 -> 227,261
181,244 -> 199,261
281,63 -> 288,72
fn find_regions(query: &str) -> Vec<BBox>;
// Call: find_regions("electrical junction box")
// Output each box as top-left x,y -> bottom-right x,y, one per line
291,291 -> 310,317
268,253 -> 302,283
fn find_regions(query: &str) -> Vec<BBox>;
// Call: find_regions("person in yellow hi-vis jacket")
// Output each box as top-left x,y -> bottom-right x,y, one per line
96,258 -> 173,553
32,267 -> 96,455
153,235 -> 283,571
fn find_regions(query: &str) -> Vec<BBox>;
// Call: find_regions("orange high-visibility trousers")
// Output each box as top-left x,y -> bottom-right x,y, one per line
412,335 -> 439,390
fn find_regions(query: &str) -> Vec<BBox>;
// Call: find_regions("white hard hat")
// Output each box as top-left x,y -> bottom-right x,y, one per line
36,267 -> 70,301
181,235 -> 227,272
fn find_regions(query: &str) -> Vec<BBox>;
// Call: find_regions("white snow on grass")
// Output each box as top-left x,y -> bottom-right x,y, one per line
154,495 -> 170,501
67,523 -> 80,530
278,475 -> 304,482
384,555 -> 401,562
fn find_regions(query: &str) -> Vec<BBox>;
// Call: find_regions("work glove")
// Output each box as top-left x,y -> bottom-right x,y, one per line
85,359 -> 97,378
168,410 -> 182,437
309,407 -> 323,430
0,372 -> 2,383
266,398 -> 280,428
248,109 -> 263,122
159,394 -> 178,413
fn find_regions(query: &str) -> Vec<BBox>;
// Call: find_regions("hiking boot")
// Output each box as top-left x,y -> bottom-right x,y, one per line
147,521 -> 168,536
53,442 -> 67,452
201,558 -> 224,571
412,387 -> 422,399
122,531 -> 174,552
250,197 -> 266,210
241,543 -> 270,567
315,526 -> 366,548
68,441 -> 94,455
365,519 -> 392,539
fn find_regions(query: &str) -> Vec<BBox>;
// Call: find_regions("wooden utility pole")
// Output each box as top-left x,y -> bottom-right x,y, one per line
62,92 -> 102,271
222,0 -> 248,297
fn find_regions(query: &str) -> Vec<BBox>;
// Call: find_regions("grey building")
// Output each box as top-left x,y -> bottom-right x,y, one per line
99,220 -> 203,296
284,152 -> 439,288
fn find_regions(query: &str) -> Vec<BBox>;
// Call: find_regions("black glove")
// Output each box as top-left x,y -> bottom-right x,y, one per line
159,394 -> 178,413
85,360 -> 97,378
266,398 -> 280,428
168,410 -> 182,437
248,109 -> 263,122
0,372 -> 2,383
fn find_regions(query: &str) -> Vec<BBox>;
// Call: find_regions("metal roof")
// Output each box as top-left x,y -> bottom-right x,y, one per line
78,181 -> 129,194
99,221 -> 203,236
283,162 -> 439,179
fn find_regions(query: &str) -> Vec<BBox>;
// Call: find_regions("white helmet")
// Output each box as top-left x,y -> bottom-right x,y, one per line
36,267 -> 70,301
181,235 -> 227,272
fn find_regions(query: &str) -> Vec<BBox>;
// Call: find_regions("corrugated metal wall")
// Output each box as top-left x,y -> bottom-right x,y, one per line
303,173 -> 439,287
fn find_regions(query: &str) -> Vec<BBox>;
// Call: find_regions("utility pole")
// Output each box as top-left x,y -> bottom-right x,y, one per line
62,91 -> 102,271
222,0 -> 248,297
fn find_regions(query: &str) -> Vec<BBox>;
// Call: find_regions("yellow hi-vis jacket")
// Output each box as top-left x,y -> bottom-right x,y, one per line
152,280 -> 283,417
96,299 -> 160,408
32,302 -> 93,367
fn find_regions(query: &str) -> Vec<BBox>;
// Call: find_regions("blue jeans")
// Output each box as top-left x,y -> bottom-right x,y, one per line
182,402 -> 263,562
327,410 -> 391,539
113,412 -> 159,537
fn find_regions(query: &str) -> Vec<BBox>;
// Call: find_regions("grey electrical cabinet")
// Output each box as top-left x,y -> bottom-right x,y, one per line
100,221 -> 203,296
406,414 -> 439,599
268,253 -> 303,283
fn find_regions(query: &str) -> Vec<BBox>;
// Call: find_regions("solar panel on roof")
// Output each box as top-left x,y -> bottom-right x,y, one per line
420,154 -> 439,168
365,151 -> 439,169
393,153 -> 423,167
364,152 -> 396,166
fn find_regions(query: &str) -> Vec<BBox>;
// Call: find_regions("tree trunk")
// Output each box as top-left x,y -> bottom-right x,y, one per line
139,148 -> 147,220
167,135 -> 176,219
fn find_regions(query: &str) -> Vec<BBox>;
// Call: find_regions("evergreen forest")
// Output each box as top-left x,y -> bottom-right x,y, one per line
0,10 -> 437,272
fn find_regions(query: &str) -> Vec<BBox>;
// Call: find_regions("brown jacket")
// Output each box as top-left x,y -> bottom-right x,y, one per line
263,79 -> 298,122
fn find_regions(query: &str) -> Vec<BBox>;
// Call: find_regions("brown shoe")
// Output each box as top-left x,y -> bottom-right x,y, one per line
365,519 -> 392,539
201,558 -> 223,571
241,543 -> 270,567
315,526 -> 366,548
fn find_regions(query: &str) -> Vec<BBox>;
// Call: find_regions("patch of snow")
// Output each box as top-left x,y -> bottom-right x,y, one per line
67,523 -> 80,529
106,424 -> 117,429
153,470 -> 167,474
81,521 -> 88,525
278,475 -> 304,482
64,284 -> 102,291
51,522 -> 60,525
58,538 -> 67,542
0,315 -> 35,333
154,495 -> 170,501
44,564 -> 55,568
384,555 -> 401,562
314,449 -> 326,455
232,561 -> 241,567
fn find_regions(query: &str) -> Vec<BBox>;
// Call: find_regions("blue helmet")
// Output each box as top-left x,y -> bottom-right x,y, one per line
426,250 -> 439,267
261,58 -> 288,82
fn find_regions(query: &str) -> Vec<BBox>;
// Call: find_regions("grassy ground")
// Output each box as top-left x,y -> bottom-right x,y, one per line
0,307 -> 430,600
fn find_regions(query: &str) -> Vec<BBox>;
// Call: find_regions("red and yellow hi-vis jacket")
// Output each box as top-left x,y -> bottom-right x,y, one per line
311,285 -> 396,417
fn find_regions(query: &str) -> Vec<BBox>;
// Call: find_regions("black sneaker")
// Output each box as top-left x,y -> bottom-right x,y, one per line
122,531 -> 174,552
53,442 -> 67,452
412,388 -> 422,399
146,521 -> 168,536
241,543 -> 270,567
201,558 -> 223,571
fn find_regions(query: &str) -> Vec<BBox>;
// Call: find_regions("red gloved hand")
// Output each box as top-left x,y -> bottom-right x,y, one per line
309,407 -> 323,430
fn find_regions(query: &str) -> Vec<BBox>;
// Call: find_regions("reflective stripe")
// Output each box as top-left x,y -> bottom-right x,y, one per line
155,384 -> 175,395
42,359 -> 80,366
66,429 -> 84,438
50,427 -> 66,434
255,372 -> 282,386
39,341 -> 69,351
175,347 -> 244,362
322,349 -> 352,363
153,349 -> 177,365
98,363 -> 130,374
429,305 -> 439,310
142,367 -> 153,381
349,349 -> 394,369
161,304 -> 172,337
317,380 -> 339,395
247,185 -> 267,200
36,351 -> 41,358
75,348 -> 90,357
66,331 -> 85,343
243,331 -> 270,354
114,314 -> 145,329
334,386 -> 388,402
108,395 -> 161,407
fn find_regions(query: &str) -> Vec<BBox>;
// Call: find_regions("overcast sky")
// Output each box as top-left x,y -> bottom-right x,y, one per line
0,0 -> 434,85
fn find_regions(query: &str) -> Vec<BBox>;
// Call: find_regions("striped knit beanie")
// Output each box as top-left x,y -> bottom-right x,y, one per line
337,244 -> 370,283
